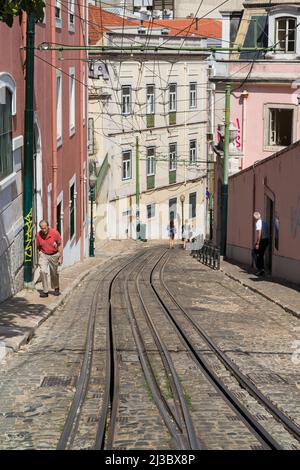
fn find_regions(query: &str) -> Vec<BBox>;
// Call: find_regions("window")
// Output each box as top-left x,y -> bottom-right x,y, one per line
189,192 -> 196,219
69,0 -> 75,32
169,83 -> 177,112
146,85 -> 155,115
122,150 -> 132,180
88,117 -> 94,155
0,88 -> 13,181
55,0 -> 61,28
147,204 -> 155,219
268,108 -> 293,146
169,143 -> 177,171
276,17 -> 296,53
189,139 -> 197,164
169,197 -> 177,221
69,68 -> 75,135
146,147 -> 155,176
56,71 -> 62,145
121,86 -> 131,115
189,82 -> 197,108
56,201 -> 62,234
69,183 -> 75,239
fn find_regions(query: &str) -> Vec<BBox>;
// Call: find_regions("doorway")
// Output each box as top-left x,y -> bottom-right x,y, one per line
265,195 -> 274,273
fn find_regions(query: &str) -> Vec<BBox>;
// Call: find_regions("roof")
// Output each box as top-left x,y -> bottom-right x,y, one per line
89,6 -> 139,45
89,6 -> 222,45
142,19 -> 222,40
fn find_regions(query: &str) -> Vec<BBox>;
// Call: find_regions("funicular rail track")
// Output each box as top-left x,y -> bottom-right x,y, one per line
123,249 -> 201,450
56,250 -> 146,450
150,250 -> 300,449
56,246 -> 300,450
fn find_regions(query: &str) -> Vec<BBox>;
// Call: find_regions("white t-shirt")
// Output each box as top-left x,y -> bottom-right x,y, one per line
256,219 -> 268,239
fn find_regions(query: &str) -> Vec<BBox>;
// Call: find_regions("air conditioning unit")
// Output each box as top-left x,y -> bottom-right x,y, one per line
89,61 -> 109,80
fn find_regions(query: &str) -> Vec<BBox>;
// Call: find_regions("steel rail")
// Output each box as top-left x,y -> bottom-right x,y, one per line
123,248 -> 198,449
136,250 -> 201,450
98,250 -> 153,450
160,252 -> 300,442
149,250 -> 282,450
56,251 -> 146,450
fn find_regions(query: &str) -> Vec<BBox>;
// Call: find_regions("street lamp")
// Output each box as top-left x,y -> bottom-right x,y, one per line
180,194 -> 185,241
89,171 -> 97,257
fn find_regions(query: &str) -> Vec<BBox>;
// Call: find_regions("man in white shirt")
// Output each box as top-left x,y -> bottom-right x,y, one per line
252,211 -> 269,275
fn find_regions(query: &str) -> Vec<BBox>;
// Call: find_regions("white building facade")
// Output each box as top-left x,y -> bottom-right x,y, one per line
89,26 -> 216,242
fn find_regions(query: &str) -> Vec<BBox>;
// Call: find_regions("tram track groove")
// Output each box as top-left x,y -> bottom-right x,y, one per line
159,251 -> 300,442
56,250 -> 147,450
149,249 -> 284,450
122,248 -> 201,450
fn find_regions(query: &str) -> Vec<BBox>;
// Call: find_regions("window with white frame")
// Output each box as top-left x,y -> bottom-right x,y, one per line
189,192 -> 197,218
69,0 -> 75,32
169,143 -> 177,171
55,0 -> 61,28
276,17 -> 296,53
121,85 -> 131,115
189,82 -> 197,108
147,203 -> 155,219
146,147 -> 156,176
56,71 -> 62,145
69,181 -> 76,239
0,88 -> 13,181
268,107 -> 294,147
69,68 -> 75,135
122,150 -> 132,180
146,84 -> 155,115
88,117 -> 94,155
169,83 -> 177,112
189,139 -> 197,164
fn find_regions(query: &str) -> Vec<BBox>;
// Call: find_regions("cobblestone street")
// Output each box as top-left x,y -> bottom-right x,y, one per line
0,242 -> 299,450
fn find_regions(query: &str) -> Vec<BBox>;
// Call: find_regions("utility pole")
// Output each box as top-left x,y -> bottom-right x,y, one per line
23,12 -> 35,284
136,136 -> 140,240
220,82 -> 231,257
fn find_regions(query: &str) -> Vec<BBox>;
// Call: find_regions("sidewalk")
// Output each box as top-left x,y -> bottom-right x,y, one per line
0,239 -> 139,361
221,259 -> 300,319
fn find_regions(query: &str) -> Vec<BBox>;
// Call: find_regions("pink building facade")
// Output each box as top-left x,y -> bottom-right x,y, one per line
227,141 -> 300,285
0,2 -> 88,302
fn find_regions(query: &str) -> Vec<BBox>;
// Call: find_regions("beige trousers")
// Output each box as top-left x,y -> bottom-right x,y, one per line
38,251 -> 60,293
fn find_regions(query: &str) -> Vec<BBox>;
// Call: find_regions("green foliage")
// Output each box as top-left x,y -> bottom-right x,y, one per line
0,0 -> 45,27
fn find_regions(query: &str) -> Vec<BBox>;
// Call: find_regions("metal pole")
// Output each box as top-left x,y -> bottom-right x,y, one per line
89,188 -> 95,257
181,201 -> 184,241
136,136 -> 140,240
23,12 -> 35,284
220,82 -> 231,257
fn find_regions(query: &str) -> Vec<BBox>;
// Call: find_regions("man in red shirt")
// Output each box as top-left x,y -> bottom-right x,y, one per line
36,220 -> 63,298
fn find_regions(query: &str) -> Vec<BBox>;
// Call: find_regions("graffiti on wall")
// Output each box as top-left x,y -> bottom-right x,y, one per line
291,196 -> 300,238
24,208 -> 33,262
234,118 -> 241,150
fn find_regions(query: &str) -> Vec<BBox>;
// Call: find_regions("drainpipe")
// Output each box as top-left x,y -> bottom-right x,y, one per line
23,12 -> 35,284
50,0 -> 58,229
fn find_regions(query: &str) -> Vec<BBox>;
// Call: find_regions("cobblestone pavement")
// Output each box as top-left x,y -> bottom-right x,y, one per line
0,242 -> 299,450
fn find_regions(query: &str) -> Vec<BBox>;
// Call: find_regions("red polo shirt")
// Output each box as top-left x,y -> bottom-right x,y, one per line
36,228 -> 61,255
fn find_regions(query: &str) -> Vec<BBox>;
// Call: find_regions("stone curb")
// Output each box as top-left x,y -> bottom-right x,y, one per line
0,252 -> 120,362
221,267 -> 300,320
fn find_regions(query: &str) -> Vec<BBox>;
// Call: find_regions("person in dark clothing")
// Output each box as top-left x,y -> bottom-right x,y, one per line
167,214 -> 176,249
252,211 -> 269,276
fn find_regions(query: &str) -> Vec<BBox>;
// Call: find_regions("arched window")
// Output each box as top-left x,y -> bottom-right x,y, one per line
0,88 -> 13,181
276,17 -> 296,52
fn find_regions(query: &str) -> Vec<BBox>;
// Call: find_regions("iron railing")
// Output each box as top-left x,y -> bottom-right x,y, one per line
192,240 -> 220,270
